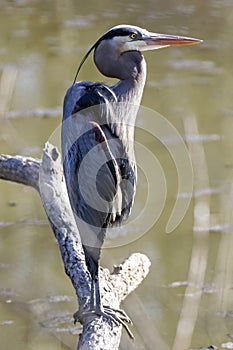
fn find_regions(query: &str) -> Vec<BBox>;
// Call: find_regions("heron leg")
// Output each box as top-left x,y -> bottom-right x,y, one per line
94,277 -> 131,322
75,273 -> 134,339
90,277 -> 95,310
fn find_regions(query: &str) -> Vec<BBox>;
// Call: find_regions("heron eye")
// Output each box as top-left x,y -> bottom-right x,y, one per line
130,33 -> 137,40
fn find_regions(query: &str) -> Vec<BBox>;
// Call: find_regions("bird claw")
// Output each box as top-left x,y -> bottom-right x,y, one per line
103,305 -> 134,339
103,305 -> 133,325
73,306 -> 134,339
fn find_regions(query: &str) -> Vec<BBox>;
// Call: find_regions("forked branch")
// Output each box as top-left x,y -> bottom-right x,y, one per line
0,142 -> 151,350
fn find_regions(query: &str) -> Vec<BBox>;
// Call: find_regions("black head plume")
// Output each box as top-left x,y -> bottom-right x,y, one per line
73,42 -> 98,85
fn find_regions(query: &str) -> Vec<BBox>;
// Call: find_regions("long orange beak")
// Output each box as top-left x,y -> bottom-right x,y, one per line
141,32 -> 202,50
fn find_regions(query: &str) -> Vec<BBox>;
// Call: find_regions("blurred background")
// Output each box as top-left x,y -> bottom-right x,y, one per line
0,0 -> 232,349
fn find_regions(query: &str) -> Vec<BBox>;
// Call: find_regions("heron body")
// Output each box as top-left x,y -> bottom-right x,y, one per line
61,24 -> 201,335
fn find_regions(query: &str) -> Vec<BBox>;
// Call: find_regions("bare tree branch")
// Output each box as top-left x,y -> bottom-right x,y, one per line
0,154 -> 40,190
0,142 -> 151,350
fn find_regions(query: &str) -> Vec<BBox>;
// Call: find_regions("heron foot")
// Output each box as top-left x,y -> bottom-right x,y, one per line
103,305 -> 133,324
74,306 -> 134,339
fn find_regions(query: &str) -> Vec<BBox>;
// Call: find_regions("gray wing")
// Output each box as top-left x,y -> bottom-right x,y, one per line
62,82 -> 121,248
62,82 -> 136,242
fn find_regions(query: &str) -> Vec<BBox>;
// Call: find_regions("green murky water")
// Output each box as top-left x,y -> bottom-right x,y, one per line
0,1 -> 233,349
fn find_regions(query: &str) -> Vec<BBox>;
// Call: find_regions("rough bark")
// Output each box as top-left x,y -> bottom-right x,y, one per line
0,154 -> 40,190
0,142 -> 151,350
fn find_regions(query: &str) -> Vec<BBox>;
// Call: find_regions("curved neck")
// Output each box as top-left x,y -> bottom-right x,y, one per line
94,43 -> 147,106
94,41 -> 145,80
94,44 -> 147,156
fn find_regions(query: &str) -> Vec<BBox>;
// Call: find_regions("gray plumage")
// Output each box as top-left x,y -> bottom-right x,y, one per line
61,24 -> 201,335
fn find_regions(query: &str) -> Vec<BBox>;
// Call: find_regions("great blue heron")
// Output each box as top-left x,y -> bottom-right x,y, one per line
62,24 -> 201,337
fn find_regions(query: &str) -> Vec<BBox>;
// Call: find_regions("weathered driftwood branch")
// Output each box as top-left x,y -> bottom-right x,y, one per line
0,154 -> 40,190
0,142 -> 151,350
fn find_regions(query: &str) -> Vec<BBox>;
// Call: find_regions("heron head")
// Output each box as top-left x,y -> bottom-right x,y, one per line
73,24 -> 202,83
98,24 -> 202,54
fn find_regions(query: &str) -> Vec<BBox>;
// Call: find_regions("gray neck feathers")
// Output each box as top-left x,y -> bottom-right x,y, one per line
94,40 -> 145,80
94,41 -> 147,159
